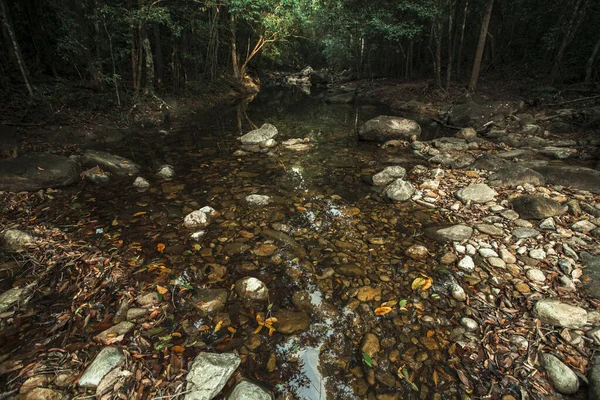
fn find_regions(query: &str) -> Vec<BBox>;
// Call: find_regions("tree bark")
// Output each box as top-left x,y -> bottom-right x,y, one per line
230,13 -> 240,80
433,20 -> 442,88
551,0 -> 586,80
446,0 -> 456,91
456,0 -> 469,78
585,33 -> 600,82
153,25 -> 164,88
0,0 -> 33,96
468,0 -> 494,92
142,37 -> 154,95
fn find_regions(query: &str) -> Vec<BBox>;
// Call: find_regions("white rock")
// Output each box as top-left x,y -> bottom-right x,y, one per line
526,268 -> 546,282
466,244 -> 477,256
451,284 -> 466,301
479,248 -> 498,258
571,220 -> 596,233
454,244 -> 466,254
185,353 -> 241,400
455,184 -> 496,204
383,179 -> 415,202
235,277 -> 269,302
372,166 -> 407,186
133,177 -> 150,192
458,256 -> 475,272
534,299 -> 587,329
240,124 -> 278,145
529,249 -> 546,260
2,229 -> 35,252
487,257 -> 506,268
245,194 -> 272,206
191,231 -> 206,241
156,165 -> 175,180
539,217 -> 555,230
460,317 -> 478,331
184,207 -> 218,229
500,249 -> 516,264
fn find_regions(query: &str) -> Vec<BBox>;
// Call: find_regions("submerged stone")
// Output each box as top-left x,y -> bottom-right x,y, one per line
424,225 -> 473,242
240,124 -> 278,145
358,116 -> 421,142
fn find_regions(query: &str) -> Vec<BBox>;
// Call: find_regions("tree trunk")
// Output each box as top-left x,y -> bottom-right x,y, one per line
446,0 -> 456,91
468,0 -> 494,92
0,0 -> 33,96
456,0 -> 469,78
551,0 -> 586,80
433,20 -> 442,88
585,33 -> 600,82
128,0 -> 138,93
230,13 -> 240,80
142,37 -> 154,95
153,24 -> 164,88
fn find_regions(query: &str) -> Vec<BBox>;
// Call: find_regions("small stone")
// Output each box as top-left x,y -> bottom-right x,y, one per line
383,179 -> 415,202
526,269 -> 546,282
511,195 -> 567,219
361,333 -> 380,357
558,276 -> 577,290
454,244 -> 466,254
372,166 -> 407,186
405,244 -> 429,260
184,206 -> 219,229
132,177 -> 150,192
78,347 -> 126,389
228,380 -> 272,400
451,284 -> 466,301
460,317 -> 478,331
235,277 -> 269,302
500,210 -> 520,220
499,249 -> 516,264
357,286 -> 382,302
571,220 -> 596,233
562,243 -> 578,260
246,194 -> 272,206
529,249 -> 546,260
540,353 -> 579,395
456,127 -> 477,139
558,258 -> 572,274
479,248 -> 499,258
185,353 -> 241,400
512,227 -> 539,239
534,299 -> 587,328
156,165 -> 175,180
587,327 -> 600,345
273,310 -> 311,334
95,321 -> 135,343
539,218 -> 555,230
193,288 -> 228,315
440,252 -> 457,264
136,292 -> 160,307
458,256 -> 475,272
515,282 -> 531,293
455,184 -> 496,204
475,224 -> 504,236
424,225 -> 473,242
487,257 -> 506,268
510,335 -> 528,352
465,244 -> 477,255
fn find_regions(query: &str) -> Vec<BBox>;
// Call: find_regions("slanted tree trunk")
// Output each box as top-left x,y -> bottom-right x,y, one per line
468,0 -> 494,92
456,0 -> 469,78
0,0 -> 33,96
585,33 -> 600,82
153,25 -> 164,88
230,13 -> 239,81
551,0 -> 586,80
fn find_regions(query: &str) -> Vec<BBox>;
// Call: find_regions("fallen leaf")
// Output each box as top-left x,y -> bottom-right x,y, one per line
133,211 -> 147,217
156,285 -> 168,295
214,320 -> 223,333
157,243 -> 166,253
375,306 -> 393,316
171,345 -> 184,354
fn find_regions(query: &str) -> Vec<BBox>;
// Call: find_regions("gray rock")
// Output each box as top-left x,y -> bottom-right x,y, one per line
540,146 -> 577,160
511,195 -> 567,219
472,154 -> 509,171
184,206 -> 219,229
433,137 -> 468,151
460,317 -> 478,331
133,177 -> 150,192
79,347 -> 126,389
479,248 -> 499,258
488,166 -> 545,188
383,179 -> 415,202
451,154 -> 476,169
558,258 -> 572,275
81,150 -> 140,176
372,166 -> 407,186
95,321 -> 135,343
359,116 -> 421,142
512,227 -> 539,239
235,277 -> 269,302
156,165 -> 175,180
245,195 -> 272,206
533,299 -> 587,329
458,256 -> 475,272
587,327 -> 600,345
451,283 -> 466,301
526,269 -> 546,282
589,355 -> 600,400
0,153 -> 81,192
228,380 -> 272,400
539,218 -> 555,230
455,184 -> 496,203
529,249 -> 546,260
185,353 -> 241,400
424,225 -> 473,242
531,165 -> 600,193
475,224 -> 504,236
487,257 -> 506,268
571,220 -> 596,233
193,289 -> 228,315
500,209 -> 520,221
540,353 -> 579,395
240,124 -> 278,145
581,252 -> 600,300
0,285 -> 32,314
2,229 -> 34,252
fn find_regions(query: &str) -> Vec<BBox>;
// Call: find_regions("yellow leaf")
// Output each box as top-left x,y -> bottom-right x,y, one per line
171,345 -> 184,354
426,330 -> 435,337
157,243 -> 166,253
433,370 -> 439,386
214,320 -> 223,333
227,326 -> 237,334
421,277 -> 433,291
375,306 -> 393,316
133,211 -> 147,217
193,244 -> 201,251
156,285 -> 168,295
411,277 -> 427,290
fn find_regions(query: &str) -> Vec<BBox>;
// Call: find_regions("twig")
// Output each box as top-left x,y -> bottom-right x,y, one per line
545,94 -> 600,106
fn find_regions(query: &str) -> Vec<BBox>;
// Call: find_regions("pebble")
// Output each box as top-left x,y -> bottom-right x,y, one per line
587,327 -> 600,345
479,248 -> 498,258
526,268 -> 546,282
458,256 -> 475,272
156,164 -> 175,180
460,317 -> 478,331
487,257 -> 506,268
500,209 -> 520,220
78,347 -> 126,389
246,194 -> 272,206
405,244 -> 429,260
562,243 -> 578,260
571,220 -> 596,233
510,335 -> 529,352
361,333 -> 380,357
454,244 -> 466,254
512,227 -> 539,239
515,282 -> 531,293
529,249 -> 546,260
466,244 -> 477,255
132,177 -> 150,192
499,249 -> 516,264
451,284 -> 466,301
235,277 -> 269,302
185,353 -> 241,400
534,299 -> 587,328
539,217 -> 555,230
475,224 -> 504,236
540,353 -> 579,395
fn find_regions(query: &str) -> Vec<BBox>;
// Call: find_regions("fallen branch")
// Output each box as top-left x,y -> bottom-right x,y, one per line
545,94 -> 600,106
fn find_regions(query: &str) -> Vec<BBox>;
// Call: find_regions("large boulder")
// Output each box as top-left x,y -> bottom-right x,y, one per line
359,116 -> 421,142
531,165 -> 600,193
81,150 -> 140,176
240,124 -> 278,145
0,153 -> 80,192
228,380 -> 272,400
449,101 -> 522,127
533,299 -> 587,329
488,166 -> 545,188
511,195 -> 567,220
309,70 -> 331,85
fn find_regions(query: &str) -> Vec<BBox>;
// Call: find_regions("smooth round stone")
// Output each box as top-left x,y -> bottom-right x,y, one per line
488,257 -> 506,268
526,268 -> 546,282
529,249 -> 546,260
515,282 -> 531,293
540,353 -> 579,395
479,248 -> 499,258
501,209 -> 520,220
512,227 -> 539,239
500,249 -> 517,264
476,224 -> 504,236
451,284 -> 466,301
460,317 -> 479,331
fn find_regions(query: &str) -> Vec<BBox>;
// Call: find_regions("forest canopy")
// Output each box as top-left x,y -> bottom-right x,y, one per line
1,0 -> 599,99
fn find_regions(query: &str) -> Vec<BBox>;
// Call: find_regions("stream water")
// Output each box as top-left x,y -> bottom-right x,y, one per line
39,88 -> 487,399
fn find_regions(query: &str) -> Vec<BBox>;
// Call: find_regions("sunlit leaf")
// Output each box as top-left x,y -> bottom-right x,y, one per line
399,299 -> 408,308
411,277 -> 427,290
433,370 -> 439,386
375,306 -> 393,316
362,352 -> 373,367
133,211 -> 147,217
157,243 -> 166,253
156,285 -> 168,295
214,320 -> 223,333
171,345 -> 184,354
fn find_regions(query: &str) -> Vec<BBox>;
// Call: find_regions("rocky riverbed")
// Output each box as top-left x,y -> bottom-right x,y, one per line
1,87 -> 599,399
